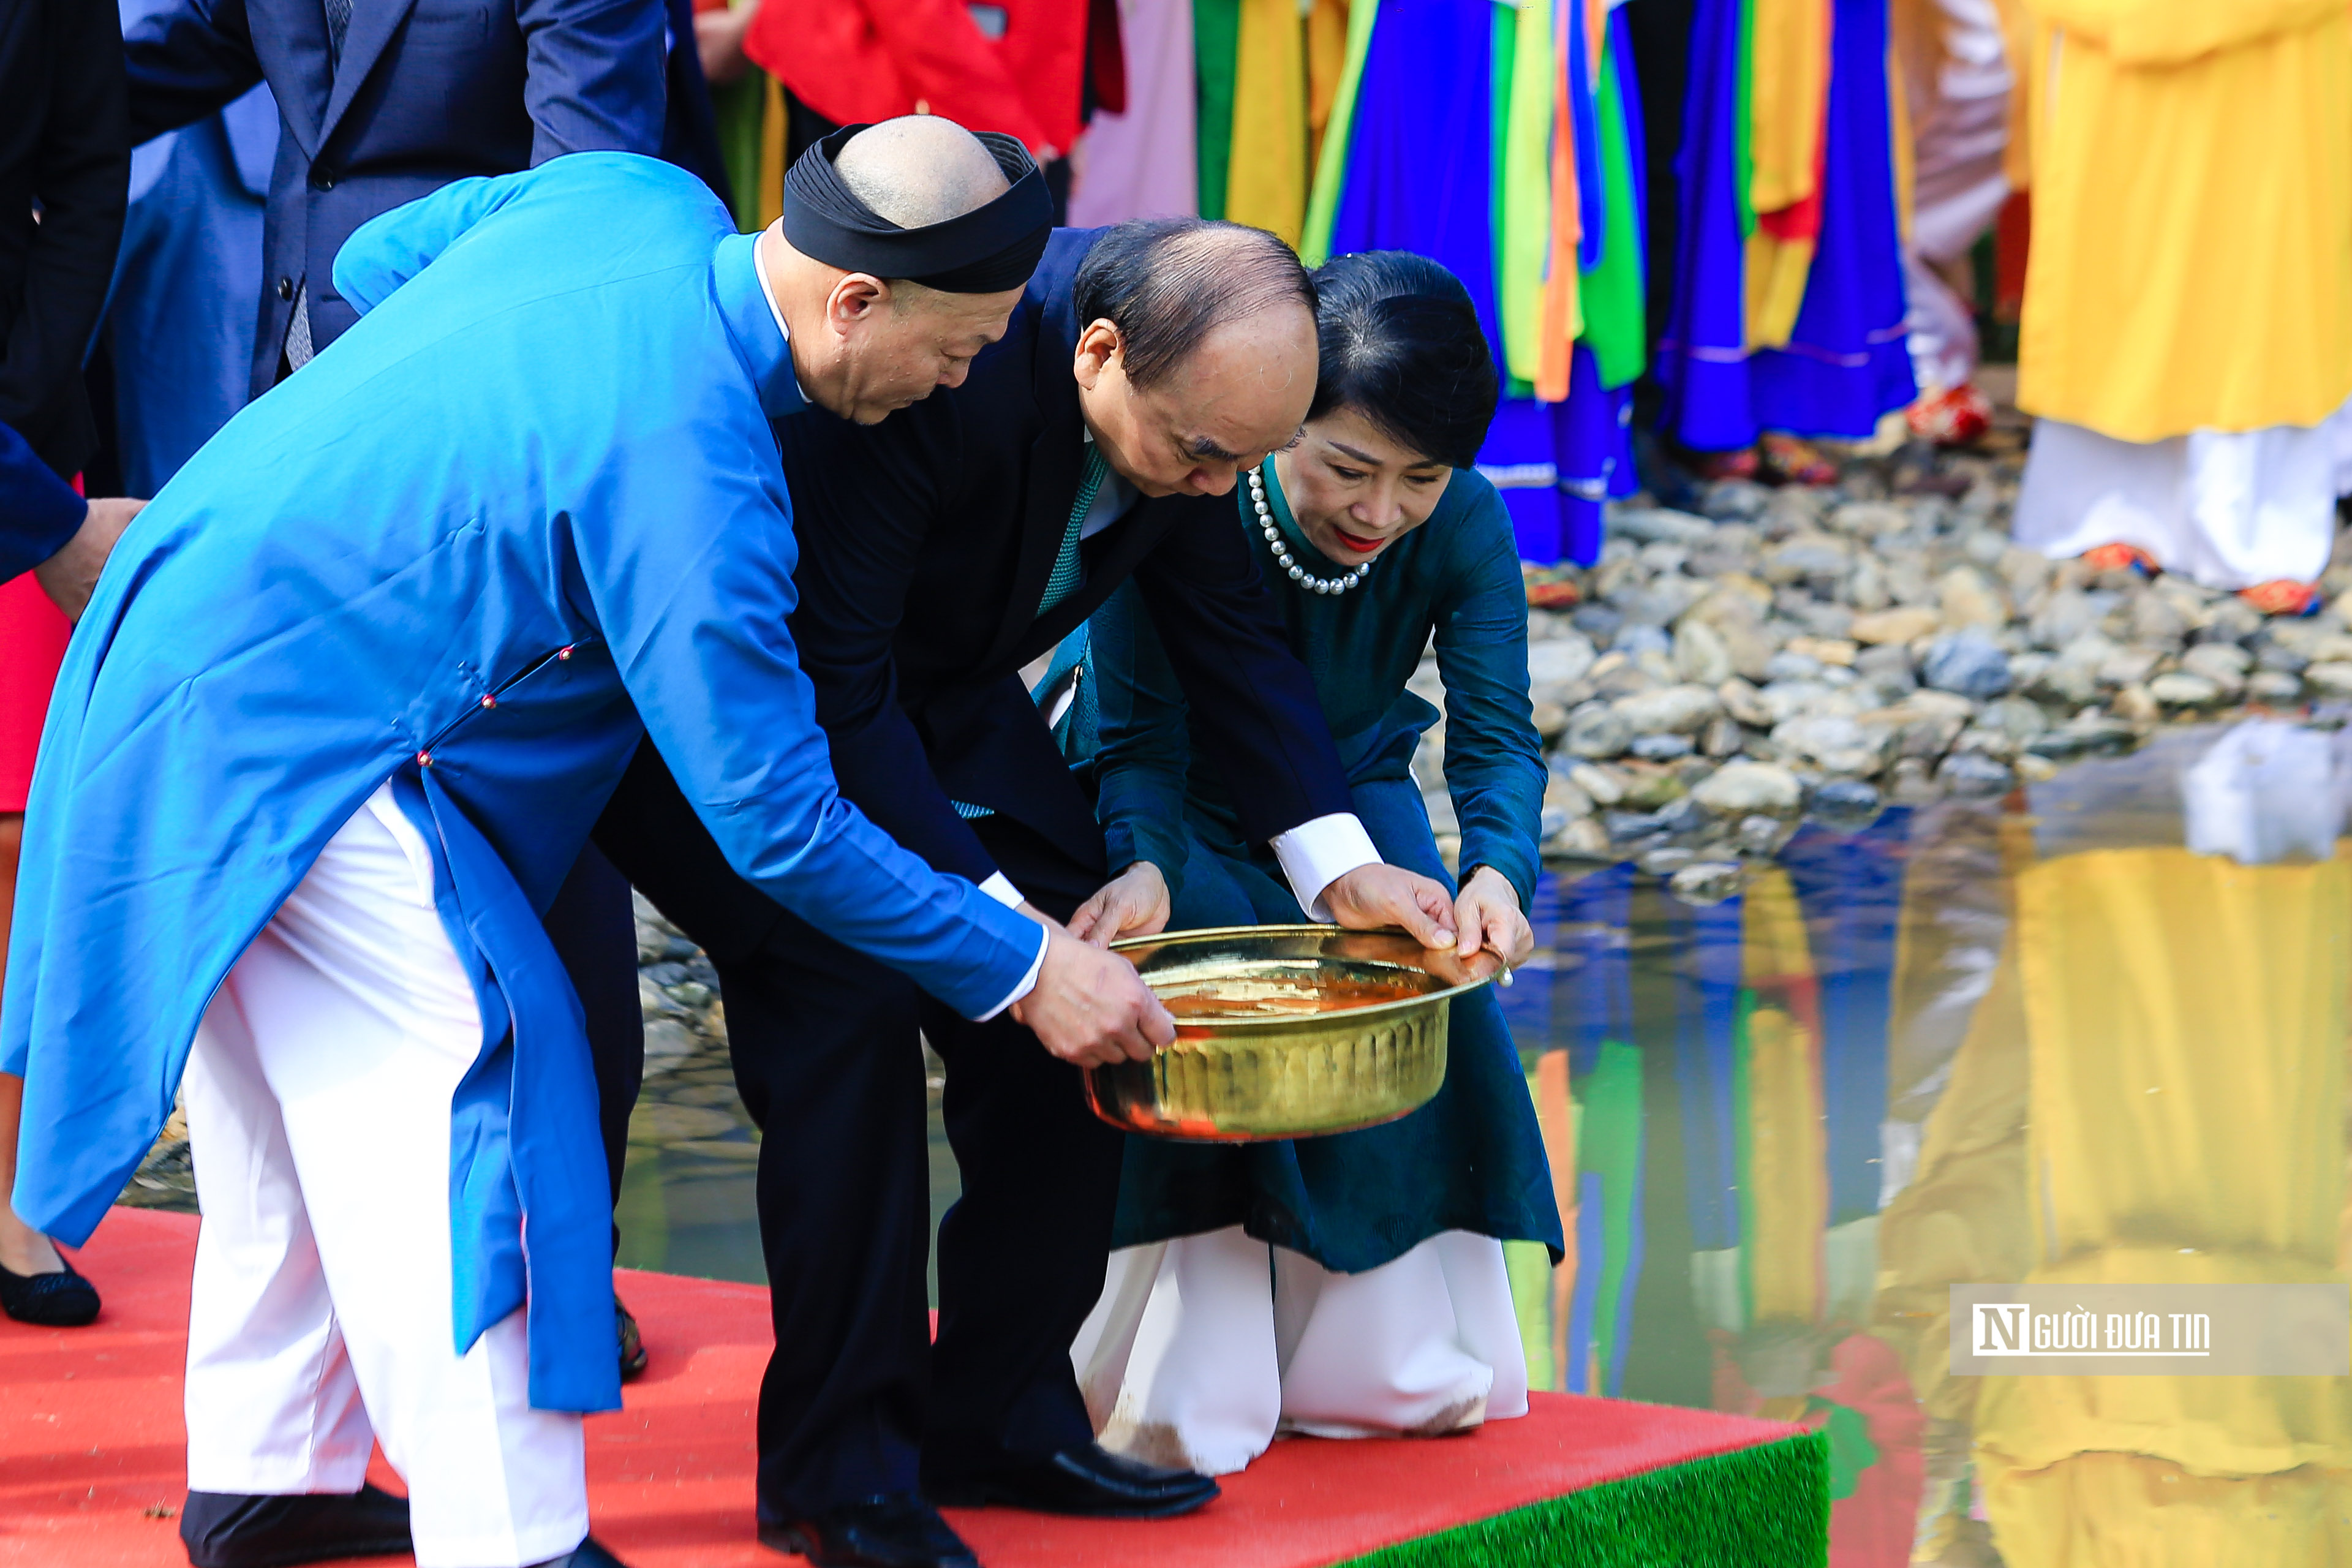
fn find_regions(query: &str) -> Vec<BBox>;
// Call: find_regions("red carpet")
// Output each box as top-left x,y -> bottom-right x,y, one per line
2,1208 -> 1812,1568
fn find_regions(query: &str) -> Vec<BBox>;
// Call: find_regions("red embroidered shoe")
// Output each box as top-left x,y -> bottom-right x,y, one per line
2082,543 -> 2158,577
2238,579 -> 2323,617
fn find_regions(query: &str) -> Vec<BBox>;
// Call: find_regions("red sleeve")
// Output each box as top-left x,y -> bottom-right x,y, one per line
745,0 -> 1056,152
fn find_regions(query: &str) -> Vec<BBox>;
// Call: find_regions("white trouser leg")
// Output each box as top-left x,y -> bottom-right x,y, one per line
1077,1230 -> 1282,1476
1273,1232 -> 1521,1439
184,785 -> 588,1568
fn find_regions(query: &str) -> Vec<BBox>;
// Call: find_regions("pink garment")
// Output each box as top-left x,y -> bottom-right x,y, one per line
0,569 -> 70,813
1068,0 -> 1197,225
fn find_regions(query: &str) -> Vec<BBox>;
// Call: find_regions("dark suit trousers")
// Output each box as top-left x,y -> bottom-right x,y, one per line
592,737 -> 1121,1513
541,840 -> 644,1224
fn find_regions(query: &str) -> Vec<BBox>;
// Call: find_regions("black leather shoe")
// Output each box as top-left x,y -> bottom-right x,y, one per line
179,1483 -> 412,1567
927,1444 -> 1218,1519
758,1494 -> 978,1567
0,1254 -> 100,1326
617,1294 -> 647,1381
546,1539 -> 632,1567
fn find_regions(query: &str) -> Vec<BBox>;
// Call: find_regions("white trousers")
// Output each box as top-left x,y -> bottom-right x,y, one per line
183,785 -> 589,1568
1071,1227 -> 1529,1477
2014,400 -> 2352,590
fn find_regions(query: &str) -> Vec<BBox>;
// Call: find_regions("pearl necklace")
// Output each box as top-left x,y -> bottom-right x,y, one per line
1250,464 -> 1371,595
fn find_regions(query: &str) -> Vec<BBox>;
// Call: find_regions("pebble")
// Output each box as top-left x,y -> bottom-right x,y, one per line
1614,682 -> 1724,736
1692,760 -> 1804,816
1668,861 -> 1744,905
2305,662 -> 2352,697
2148,671 -> 2223,707
1565,704 -> 1634,759
1810,778 -> 1883,821
1938,751 -> 2016,796
1921,631 -> 2014,699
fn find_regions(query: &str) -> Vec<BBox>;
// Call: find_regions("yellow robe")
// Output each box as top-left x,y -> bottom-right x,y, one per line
2015,0 -> 2352,440
1972,845 -> 2352,1567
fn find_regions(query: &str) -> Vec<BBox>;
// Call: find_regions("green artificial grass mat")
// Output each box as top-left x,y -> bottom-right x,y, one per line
1341,1431 -> 1830,1568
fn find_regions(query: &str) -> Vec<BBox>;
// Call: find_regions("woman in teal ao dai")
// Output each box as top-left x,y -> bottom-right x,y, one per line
1066,253 -> 1563,1476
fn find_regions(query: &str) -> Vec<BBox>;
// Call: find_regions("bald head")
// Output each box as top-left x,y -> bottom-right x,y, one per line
834,116 -> 1012,230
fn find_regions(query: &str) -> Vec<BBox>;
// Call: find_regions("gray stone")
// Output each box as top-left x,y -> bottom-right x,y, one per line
2177,643 -> 2252,696
1630,732 -> 1696,761
1638,846 -> 1698,876
2304,661 -> 2352,696
1692,760 -> 1804,816
1936,566 -> 2008,631
1525,634 -> 1598,687
1571,603 -> 1626,644
1667,860 -> 1745,906
1764,535 -> 1855,586
1854,643 -> 1917,692
1771,714 -> 1891,776
1938,751 -> 2016,796
1921,631 -> 2014,699
1565,704 -> 1633,758
1567,762 -> 1626,805
1613,682 -> 1724,736
1673,619 -> 1736,685
1717,677 -> 1776,728
1614,622 -> 1673,657
1612,507 -> 1717,544
1699,715 -> 1744,758
2247,669 -> 2305,704
2128,589 -> 2193,648
1699,480 -> 1772,521
2149,671 -> 2224,707
1604,810 -> 1667,842
1983,696 -> 2051,742
1736,814 -> 1793,856
1810,778 -> 1883,821
2097,645 -> 2163,687
1764,649 -> 1825,684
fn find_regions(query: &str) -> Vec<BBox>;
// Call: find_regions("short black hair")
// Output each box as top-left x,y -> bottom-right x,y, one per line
1304,251 -> 1499,471
1072,219 -> 1316,390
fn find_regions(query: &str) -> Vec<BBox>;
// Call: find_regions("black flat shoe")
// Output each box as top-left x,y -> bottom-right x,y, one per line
617,1294 -> 647,1381
927,1442 -> 1218,1520
758,1494 -> 978,1568
180,1483 -> 412,1567
0,1254 -> 100,1327
547,1538 -> 632,1567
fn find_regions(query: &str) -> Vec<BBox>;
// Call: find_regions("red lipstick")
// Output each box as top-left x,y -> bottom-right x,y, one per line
1331,527 -> 1384,554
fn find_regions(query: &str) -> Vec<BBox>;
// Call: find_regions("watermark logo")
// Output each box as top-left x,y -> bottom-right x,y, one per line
1969,1302 -> 2207,1358
1951,1284 -> 2346,1376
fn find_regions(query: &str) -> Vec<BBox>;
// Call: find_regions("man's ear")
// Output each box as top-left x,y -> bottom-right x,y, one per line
827,273 -> 889,331
1071,318 -> 1122,391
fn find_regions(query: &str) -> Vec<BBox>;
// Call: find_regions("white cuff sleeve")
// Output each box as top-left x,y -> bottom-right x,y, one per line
976,919 -> 1050,1022
1271,812 -> 1382,922
977,871 -> 1025,909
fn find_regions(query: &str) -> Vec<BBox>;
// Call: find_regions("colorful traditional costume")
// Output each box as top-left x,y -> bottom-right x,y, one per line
2010,0 -> 2352,590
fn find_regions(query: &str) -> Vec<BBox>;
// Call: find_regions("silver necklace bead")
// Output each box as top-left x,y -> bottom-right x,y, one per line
1248,464 -> 1369,596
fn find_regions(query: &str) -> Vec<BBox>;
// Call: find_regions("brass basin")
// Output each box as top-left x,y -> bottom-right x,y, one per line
1084,925 -> 1503,1142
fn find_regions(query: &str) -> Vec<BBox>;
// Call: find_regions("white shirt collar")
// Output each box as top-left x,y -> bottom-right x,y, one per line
755,222 -> 791,344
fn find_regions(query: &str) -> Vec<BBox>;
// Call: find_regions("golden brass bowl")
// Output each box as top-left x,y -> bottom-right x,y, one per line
1084,925 -> 1502,1142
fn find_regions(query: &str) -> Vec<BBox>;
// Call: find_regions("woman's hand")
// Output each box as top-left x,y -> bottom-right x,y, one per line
1067,860 -> 1172,948
1453,865 -> 1532,968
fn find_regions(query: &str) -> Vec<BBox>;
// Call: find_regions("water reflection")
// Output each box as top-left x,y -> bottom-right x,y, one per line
613,723 -> 2352,1564
1507,725 -> 2352,1565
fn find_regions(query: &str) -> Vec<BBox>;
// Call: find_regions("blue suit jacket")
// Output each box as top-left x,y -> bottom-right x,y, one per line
777,228 -> 1357,888
123,0 -> 667,399
0,420 -> 86,583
